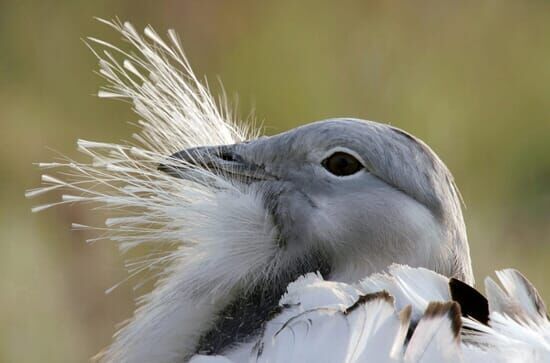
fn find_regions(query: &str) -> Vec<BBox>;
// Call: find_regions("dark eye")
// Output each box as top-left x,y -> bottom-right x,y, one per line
322,152 -> 364,176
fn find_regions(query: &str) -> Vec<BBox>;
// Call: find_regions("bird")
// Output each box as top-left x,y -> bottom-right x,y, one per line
27,19 -> 549,363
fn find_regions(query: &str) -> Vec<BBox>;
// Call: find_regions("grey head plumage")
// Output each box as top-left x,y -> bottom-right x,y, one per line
161,118 -> 473,287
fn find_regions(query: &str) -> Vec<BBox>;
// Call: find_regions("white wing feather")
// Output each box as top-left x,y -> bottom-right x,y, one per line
463,269 -> 550,363
359,264 -> 451,322
403,302 -> 462,363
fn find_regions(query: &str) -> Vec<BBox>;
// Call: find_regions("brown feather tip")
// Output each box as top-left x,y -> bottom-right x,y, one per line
424,301 -> 462,340
344,291 -> 394,315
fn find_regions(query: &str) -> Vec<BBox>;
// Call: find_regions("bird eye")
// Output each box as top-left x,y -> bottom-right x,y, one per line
322,152 -> 364,176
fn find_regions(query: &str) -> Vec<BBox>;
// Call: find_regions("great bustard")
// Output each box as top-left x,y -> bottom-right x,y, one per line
28,20 -> 549,363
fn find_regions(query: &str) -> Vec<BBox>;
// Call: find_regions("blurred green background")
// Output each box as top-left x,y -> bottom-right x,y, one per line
1,1 -> 549,362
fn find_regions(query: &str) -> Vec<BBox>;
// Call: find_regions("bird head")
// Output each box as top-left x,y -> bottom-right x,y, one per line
160,118 -> 472,286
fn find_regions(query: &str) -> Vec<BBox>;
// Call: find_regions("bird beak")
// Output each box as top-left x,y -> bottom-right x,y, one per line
158,145 -> 277,183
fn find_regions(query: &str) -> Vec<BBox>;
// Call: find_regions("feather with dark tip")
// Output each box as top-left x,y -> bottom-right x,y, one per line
449,277 -> 489,325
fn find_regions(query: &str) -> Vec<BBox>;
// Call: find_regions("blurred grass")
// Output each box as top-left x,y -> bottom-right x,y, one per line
1,1 -> 549,362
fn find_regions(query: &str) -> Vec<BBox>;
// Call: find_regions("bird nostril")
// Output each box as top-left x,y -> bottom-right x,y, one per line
218,152 -> 235,162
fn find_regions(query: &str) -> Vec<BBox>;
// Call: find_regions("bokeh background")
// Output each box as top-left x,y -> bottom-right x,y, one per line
1,1 -> 549,362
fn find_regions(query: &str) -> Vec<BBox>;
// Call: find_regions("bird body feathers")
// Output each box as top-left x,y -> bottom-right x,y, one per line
192,265 -> 550,363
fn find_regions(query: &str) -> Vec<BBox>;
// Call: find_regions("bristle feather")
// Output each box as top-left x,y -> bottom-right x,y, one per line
28,19 -> 262,363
